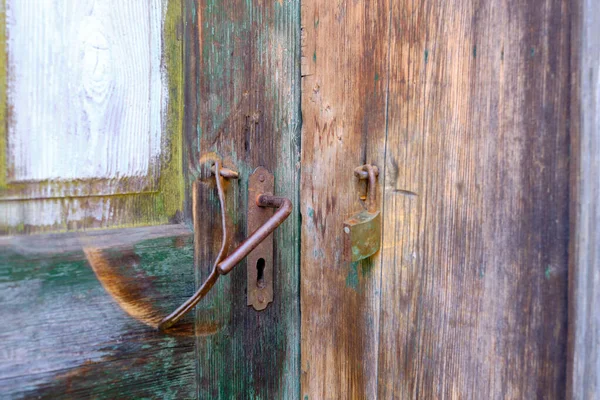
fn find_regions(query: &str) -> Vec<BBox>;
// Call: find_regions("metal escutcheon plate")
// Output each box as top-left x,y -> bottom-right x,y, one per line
247,167 -> 274,310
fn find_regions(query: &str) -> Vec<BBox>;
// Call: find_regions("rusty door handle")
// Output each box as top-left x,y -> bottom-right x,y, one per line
158,162 -> 292,331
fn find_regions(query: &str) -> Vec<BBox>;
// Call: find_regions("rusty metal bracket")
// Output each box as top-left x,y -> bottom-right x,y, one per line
158,163 -> 292,331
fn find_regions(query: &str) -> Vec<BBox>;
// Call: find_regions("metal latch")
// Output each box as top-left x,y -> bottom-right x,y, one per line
158,161 -> 292,331
343,164 -> 381,262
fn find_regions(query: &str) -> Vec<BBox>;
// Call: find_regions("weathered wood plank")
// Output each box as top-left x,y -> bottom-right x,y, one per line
377,0 -> 571,398
184,0 -> 300,398
0,225 -> 197,399
302,0 -> 572,398
0,0 -> 184,234
568,0 -> 600,398
300,0 -> 390,397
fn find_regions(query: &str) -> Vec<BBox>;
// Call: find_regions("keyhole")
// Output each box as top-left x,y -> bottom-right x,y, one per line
256,258 -> 266,288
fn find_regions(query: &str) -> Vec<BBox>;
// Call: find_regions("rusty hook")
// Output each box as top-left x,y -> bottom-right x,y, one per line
354,164 -> 379,212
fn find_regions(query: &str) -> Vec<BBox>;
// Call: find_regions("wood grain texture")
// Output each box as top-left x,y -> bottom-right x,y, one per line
568,0 -> 600,398
0,225 -> 197,399
378,0 -> 571,397
7,0 -> 163,182
0,0 -> 184,234
184,0 -> 300,398
301,0 -> 572,398
300,0 -> 389,398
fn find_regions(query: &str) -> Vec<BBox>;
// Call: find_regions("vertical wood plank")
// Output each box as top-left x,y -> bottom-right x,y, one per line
184,0 -> 300,398
302,0 -> 572,398
300,0 -> 390,398
568,0 -> 600,398
378,0 -> 571,397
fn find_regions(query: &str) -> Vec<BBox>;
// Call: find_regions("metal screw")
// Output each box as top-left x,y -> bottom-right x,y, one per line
259,174 -> 265,182
258,295 -> 264,304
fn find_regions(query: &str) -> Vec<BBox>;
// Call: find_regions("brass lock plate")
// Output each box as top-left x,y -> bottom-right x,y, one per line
343,210 -> 381,262
247,167 -> 274,310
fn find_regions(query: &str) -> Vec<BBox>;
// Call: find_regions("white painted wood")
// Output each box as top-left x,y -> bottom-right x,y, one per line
0,0 -> 174,231
6,0 -> 165,184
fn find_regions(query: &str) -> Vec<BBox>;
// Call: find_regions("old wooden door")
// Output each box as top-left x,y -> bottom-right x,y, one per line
0,0 -> 299,398
300,0 -> 595,399
2,0 -> 598,399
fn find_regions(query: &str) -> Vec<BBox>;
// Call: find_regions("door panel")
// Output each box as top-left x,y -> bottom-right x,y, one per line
300,0 -> 389,398
0,0 -> 197,398
301,0 -> 571,398
0,0 -> 184,234
184,0 -> 300,398
0,226 -> 196,398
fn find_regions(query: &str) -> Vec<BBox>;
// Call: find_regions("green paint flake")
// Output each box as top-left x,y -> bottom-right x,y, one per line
314,18 -> 319,28
424,49 -> 429,63
307,207 -> 315,218
312,248 -> 324,259
530,47 -> 535,57
545,265 -> 552,279
501,50 -> 504,61
375,72 -> 380,81
361,258 -> 374,277
313,51 -> 317,63
346,262 -> 359,289
472,45 -> 477,58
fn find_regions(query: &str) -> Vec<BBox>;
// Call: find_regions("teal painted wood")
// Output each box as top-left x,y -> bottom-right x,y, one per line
183,0 -> 301,398
0,225 -> 197,399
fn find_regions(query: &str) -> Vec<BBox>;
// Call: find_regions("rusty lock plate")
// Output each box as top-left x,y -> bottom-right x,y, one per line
247,167 -> 274,310
343,165 -> 381,262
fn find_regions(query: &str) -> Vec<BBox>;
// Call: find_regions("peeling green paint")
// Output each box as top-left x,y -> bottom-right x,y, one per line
0,233 -> 196,398
346,261 -> 360,289
424,49 -> 429,63
191,0 -> 300,397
